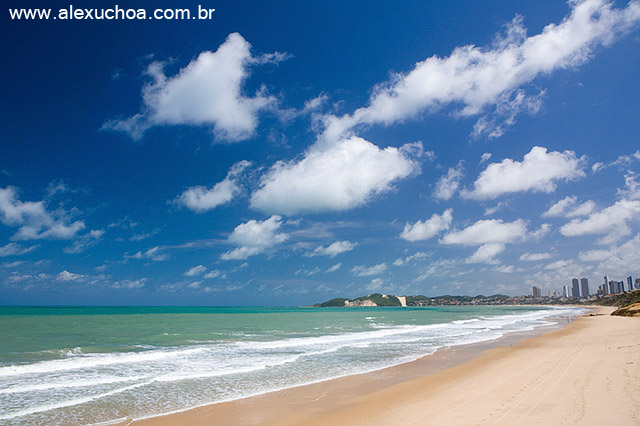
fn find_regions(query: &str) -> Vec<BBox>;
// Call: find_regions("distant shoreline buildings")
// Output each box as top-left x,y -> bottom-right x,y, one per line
532,274 -> 639,299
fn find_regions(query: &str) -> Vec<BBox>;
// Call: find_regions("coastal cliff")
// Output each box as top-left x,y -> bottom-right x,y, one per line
611,302 -> 640,317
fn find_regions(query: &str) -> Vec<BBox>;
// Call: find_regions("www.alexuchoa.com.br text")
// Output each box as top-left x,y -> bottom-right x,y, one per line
9,5 -> 215,20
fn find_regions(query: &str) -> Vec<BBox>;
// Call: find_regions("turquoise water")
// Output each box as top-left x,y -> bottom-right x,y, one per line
0,305 -> 585,425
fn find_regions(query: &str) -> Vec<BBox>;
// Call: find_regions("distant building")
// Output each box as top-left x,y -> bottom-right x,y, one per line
563,285 -> 570,297
627,276 -> 633,292
603,275 -> 609,295
636,278 -> 640,290
609,280 -> 625,294
580,278 -> 589,298
532,286 -> 541,297
572,278 -> 580,298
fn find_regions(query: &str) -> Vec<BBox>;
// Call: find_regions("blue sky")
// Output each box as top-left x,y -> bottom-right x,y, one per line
1,0 -> 640,305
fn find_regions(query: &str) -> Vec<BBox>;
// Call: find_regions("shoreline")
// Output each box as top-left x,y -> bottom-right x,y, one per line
125,307 -> 604,426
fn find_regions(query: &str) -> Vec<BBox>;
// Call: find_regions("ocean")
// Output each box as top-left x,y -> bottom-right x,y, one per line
0,305 -> 586,425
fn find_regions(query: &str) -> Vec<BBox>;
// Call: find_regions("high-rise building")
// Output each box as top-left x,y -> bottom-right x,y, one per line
635,278 -> 640,290
563,285 -> 570,297
532,286 -> 541,297
572,278 -> 580,298
609,281 -> 624,294
603,275 -> 609,295
627,276 -> 633,292
580,278 -> 589,298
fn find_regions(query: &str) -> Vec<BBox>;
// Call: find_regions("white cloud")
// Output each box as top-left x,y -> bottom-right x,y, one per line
393,251 -> 430,266
579,233 -> 640,273
519,252 -> 552,261
327,262 -> 342,272
471,89 -> 545,139
560,199 -> 640,244
185,265 -> 207,277
543,196 -> 577,217
64,229 -> 105,254
319,0 -> 640,141
0,186 -> 86,241
175,161 -> 251,212
618,171 -> 640,200
351,263 -> 388,277
542,195 -> 595,217
592,162 -> 605,173
495,264 -> 517,273
466,243 -> 505,264
529,223 -> 551,240
250,137 -> 422,215
126,246 -> 170,261
103,33 -> 283,142
578,248 -> 611,262
308,240 -> 357,258
56,270 -> 85,282
434,164 -> 464,200
611,149 -> 640,167
484,201 -> 508,216
544,259 -> 572,270
462,146 -> 586,200
187,281 -> 203,289
112,278 -> 147,289
400,209 -> 453,241
366,277 -> 385,291
221,215 -> 288,260
0,243 -> 38,257
441,218 -> 528,246
204,270 -> 222,279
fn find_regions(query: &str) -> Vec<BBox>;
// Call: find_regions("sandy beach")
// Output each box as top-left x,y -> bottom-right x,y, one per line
129,307 -> 639,426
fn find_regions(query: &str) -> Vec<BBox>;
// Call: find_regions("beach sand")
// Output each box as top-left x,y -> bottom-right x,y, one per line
131,307 -> 639,426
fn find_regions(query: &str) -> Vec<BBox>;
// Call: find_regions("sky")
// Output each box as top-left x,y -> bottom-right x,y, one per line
1,0 -> 640,306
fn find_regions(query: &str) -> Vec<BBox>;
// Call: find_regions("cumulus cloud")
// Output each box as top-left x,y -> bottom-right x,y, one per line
578,248 -> 611,262
56,270 -> 85,282
544,259 -> 573,270
466,243 -> 505,264
529,223 -> 551,240
441,218 -> 528,246
175,161 -> 251,212
400,209 -> 453,241
250,138 -> 422,215
579,233 -> 640,273
618,171 -> 640,200
103,33 -> 283,142
434,163 -> 464,200
319,0 -> 640,141
221,215 -> 288,260
542,195 -> 595,217
519,252 -> 552,261
351,263 -> 388,277
184,265 -> 207,277
462,146 -> 586,199
0,186 -> 86,241
560,199 -> 640,244
0,243 -> 38,257
307,240 -> 357,258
